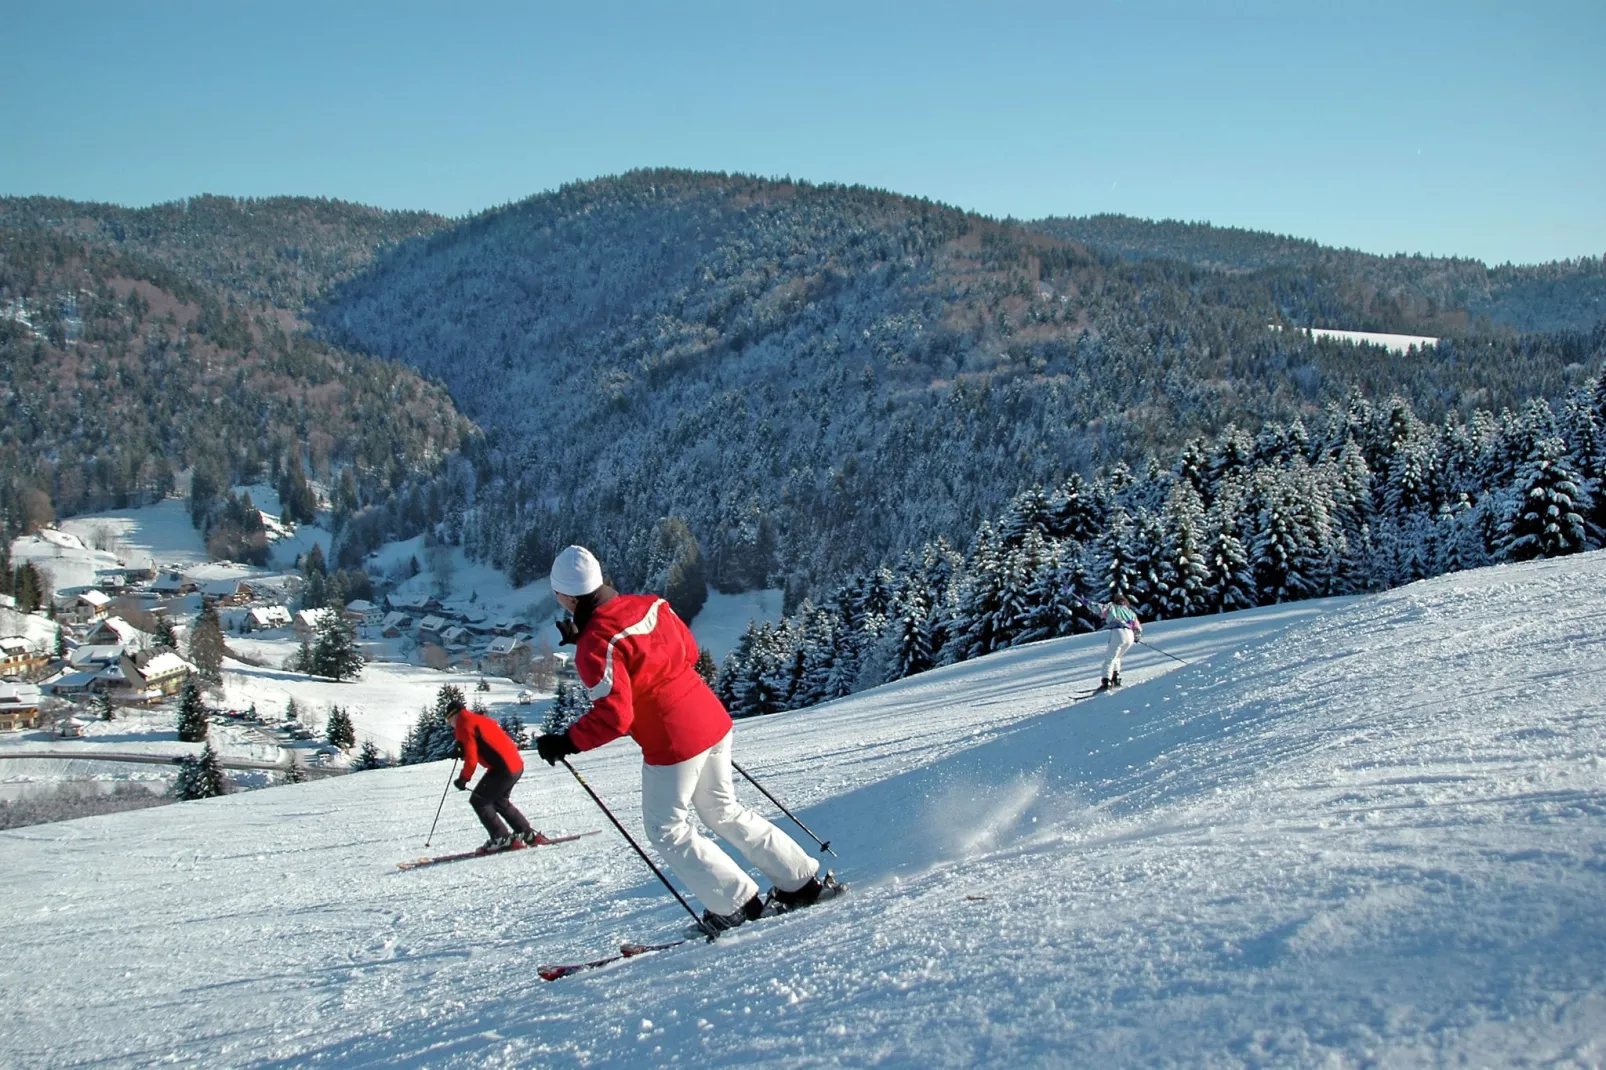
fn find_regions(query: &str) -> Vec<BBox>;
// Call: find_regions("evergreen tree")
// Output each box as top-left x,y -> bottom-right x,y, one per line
498,709 -> 528,747
154,616 -> 179,650
176,681 -> 208,742
543,680 -> 591,733
1500,436 -> 1595,561
1099,508 -> 1140,603
351,740 -> 385,770
188,602 -> 225,682
174,743 -> 229,800
325,705 -> 356,750
693,648 -> 718,686
283,757 -> 308,784
94,692 -> 115,722
311,610 -> 364,681
1160,481 -> 1211,619
284,696 -> 300,722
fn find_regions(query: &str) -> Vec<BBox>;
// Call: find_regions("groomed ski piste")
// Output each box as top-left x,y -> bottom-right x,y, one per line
3,553 -> 1605,1067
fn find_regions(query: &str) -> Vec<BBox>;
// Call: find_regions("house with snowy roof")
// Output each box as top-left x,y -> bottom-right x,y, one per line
416,615 -> 447,643
386,593 -> 433,614
294,608 -> 336,636
132,651 -> 196,696
82,617 -> 148,650
0,683 -> 42,731
439,625 -> 469,648
71,589 -> 112,623
343,600 -> 383,628
485,635 -> 527,673
202,579 -> 251,606
246,605 -> 293,632
1,636 -> 46,679
69,644 -> 125,670
45,670 -> 99,697
150,572 -> 189,596
380,611 -> 411,638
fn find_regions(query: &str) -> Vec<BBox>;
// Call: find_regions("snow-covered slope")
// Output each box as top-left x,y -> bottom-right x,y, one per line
3,556 -> 1605,1066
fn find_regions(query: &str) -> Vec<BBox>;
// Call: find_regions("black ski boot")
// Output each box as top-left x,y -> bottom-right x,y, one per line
698,893 -> 766,936
1097,677 -> 1111,692
769,871 -> 847,914
1111,670 -> 1122,688
477,834 -> 513,854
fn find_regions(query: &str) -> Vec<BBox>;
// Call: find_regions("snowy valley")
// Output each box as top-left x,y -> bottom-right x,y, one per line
2,551 -> 1603,1066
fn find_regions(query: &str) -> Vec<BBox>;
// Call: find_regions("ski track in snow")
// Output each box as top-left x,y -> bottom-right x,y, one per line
3,559 -> 1606,1066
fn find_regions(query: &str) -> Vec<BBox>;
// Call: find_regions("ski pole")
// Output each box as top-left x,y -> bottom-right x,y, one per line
730,760 -> 836,858
424,758 -> 458,847
561,758 -> 718,941
1137,638 -> 1190,666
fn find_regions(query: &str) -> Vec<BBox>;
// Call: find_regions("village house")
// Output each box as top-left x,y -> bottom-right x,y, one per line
380,611 -> 411,638
294,607 -> 336,637
96,570 -> 128,593
439,624 -> 469,648
416,614 -> 447,643
133,651 -> 196,697
343,599 -> 383,629
386,592 -> 434,614
202,579 -> 252,606
0,683 -> 43,731
150,572 -> 190,597
81,616 -> 149,650
1,637 -> 49,679
491,618 -> 520,637
71,589 -> 113,624
45,670 -> 99,697
485,635 -> 527,674
246,605 -> 293,632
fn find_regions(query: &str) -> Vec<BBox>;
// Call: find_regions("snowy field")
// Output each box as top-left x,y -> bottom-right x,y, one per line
215,651 -> 545,755
1268,324 -> 1440,354
4,551 -> 1604,1066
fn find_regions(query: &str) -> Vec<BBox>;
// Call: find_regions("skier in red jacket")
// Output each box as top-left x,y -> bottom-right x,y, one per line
448,696 -> 538,852
536,545 -> 829,932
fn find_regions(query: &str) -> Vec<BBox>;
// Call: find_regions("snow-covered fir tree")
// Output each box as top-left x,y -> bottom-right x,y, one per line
174,743 -> 228,800
176,681 -> 208,743
1501,436 -> 1594,561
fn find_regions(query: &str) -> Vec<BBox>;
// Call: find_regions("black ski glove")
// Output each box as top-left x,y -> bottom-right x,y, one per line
453,776 -> 469,791
536,732 -> 579,767
555,617 -> 580,646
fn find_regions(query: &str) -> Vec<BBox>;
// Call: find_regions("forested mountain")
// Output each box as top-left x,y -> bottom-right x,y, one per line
0,197 -> 469,538
316,169 -> 1604,600
1029,214 -> 1606,334
714,356 -> 1606,714
0,195 -> 450,309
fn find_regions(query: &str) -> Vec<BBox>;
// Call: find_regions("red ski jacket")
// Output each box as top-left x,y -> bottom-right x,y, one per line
566,593 -> 731,766
452,708 -> 524,779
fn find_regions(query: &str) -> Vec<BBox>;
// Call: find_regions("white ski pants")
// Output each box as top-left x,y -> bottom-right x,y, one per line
1103,627 -> 1134,681
641,731 -> 819,916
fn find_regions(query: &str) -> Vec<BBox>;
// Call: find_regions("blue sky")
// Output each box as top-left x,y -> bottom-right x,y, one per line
4,1 -> 1601,265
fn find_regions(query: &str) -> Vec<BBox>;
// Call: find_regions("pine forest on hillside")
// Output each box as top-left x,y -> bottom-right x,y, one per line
0,198 -> 470,542
715,372 -> 1606,716
316,169 -> 1605,599
3,171 -> 1605,621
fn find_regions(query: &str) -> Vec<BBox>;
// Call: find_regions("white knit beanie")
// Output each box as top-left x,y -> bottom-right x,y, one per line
550,545 -> 603,597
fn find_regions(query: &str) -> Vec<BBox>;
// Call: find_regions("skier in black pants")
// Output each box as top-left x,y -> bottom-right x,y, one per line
447,697 -> 538,852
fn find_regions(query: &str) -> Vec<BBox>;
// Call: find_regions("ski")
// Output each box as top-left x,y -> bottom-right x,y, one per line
397,830 -> 598,870
540,874 -> 849,980
538,939 -> 688,981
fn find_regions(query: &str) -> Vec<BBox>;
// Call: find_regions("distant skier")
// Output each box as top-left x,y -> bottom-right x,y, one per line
1072,591 -> 1142,690
535,544 -> 834,932
447,695 -> 539,852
